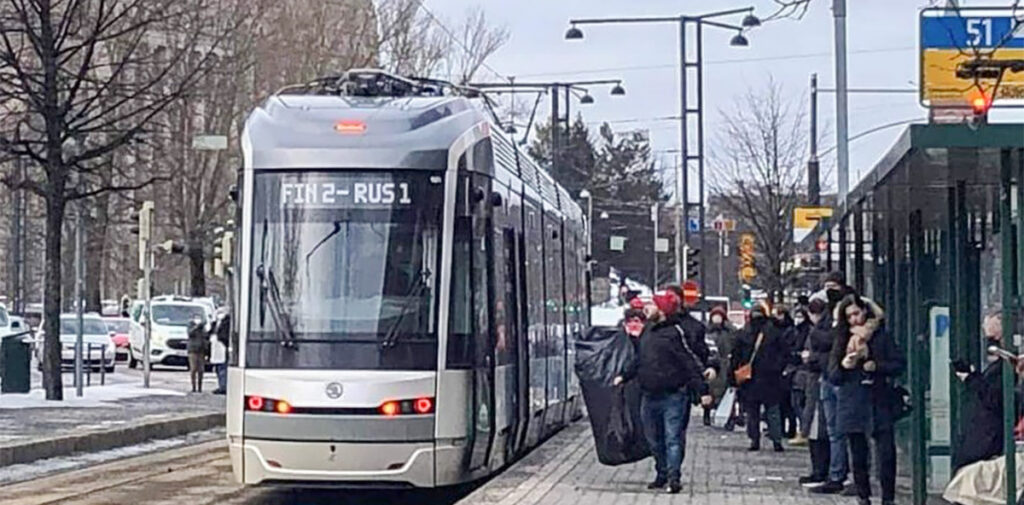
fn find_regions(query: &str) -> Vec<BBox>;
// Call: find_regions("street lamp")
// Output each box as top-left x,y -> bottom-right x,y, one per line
566,6 -> 759,290
579,92 -> 595,104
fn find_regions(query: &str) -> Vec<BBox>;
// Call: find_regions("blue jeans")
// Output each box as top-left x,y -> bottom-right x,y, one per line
641,390 -> 691,483
821,381 -> 849,483
215,363 -> 227,391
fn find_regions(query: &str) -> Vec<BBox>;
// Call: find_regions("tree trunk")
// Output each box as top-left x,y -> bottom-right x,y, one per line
85,192 -> 109,312
189,240 -> 206,296
42,193 -> 66,400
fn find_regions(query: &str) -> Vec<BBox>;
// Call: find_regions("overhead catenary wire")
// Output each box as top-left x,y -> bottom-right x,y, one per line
411,0 -> 506,81
515,46 -> 915,79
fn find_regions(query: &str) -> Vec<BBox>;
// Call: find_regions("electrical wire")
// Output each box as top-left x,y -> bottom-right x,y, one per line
515,46 -> 915,79
412,0 -> 506,81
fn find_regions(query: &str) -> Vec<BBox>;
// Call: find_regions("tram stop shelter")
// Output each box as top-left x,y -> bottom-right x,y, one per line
824,123 -> 1024,505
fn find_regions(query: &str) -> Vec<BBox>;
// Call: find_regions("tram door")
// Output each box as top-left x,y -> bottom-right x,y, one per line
467,176 -> 496,472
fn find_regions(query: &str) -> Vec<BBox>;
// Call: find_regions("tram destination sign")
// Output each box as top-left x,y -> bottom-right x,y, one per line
275,173 -> 436,209
920,7 -> 1024,106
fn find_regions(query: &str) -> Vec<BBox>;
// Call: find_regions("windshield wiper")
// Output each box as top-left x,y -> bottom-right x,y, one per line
304,221 -> 342,275
255,263 -> 298,349
380,270 -> 431,351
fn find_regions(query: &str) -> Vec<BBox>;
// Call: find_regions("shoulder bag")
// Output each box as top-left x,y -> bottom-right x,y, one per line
733,333 -> 763,386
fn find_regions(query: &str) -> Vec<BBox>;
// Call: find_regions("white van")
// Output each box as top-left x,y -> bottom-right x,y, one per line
128,300 -> 208,369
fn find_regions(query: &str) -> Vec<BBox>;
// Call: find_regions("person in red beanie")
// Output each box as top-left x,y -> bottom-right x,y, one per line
634,289 -> 707,494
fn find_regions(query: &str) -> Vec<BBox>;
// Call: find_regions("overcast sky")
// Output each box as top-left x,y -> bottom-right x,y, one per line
424,0 -> 1020,197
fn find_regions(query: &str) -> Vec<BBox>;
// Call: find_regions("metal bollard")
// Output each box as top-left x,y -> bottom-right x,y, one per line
85,344 -> 92,387
99,344 -> 105,385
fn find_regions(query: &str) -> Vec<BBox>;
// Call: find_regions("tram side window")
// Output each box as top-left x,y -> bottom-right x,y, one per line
448,166 -> 473,369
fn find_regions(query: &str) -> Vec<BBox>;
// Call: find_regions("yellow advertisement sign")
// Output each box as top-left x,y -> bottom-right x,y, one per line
793,207 -> 833,230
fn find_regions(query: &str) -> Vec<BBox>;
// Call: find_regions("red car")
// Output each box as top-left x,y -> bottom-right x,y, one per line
103,317 -> 132,362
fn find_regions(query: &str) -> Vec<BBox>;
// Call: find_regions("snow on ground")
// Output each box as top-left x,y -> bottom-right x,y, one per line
0,428 -> 224,485
0,383 -> 183,409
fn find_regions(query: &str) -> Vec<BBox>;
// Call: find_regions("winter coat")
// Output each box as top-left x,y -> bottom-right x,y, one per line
730,318 -> 788,406
783,320 -> 812,391
827,321 -> 905,435
671,311 -> 716,396
187,323 -> 210,354
953,361 -> 1010,471
637,318 -> 705,395
802,316 -> 833,440
706,321 -> 736,401
209,314 -> 229,365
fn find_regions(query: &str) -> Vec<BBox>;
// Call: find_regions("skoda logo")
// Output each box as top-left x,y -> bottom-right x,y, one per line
325,382 -> 344,399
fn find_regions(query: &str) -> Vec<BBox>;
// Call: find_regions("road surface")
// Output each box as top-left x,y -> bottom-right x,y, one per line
1,440 -> 471,505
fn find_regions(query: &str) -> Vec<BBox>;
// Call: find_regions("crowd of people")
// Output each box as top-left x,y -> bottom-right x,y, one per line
602,271 -> 906,505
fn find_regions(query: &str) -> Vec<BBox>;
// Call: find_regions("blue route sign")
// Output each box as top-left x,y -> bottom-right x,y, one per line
921,15 -> 1023,49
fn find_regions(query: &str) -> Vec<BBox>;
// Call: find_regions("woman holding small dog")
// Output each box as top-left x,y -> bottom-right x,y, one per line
828,294 -> 905,505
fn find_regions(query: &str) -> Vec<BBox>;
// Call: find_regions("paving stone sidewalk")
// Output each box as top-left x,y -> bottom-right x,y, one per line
461,416 -> 930,505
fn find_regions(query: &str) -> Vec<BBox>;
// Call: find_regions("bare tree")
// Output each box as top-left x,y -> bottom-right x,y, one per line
709,79 -> 807,301
442,7 -> 509,84
0,0 -> 242,400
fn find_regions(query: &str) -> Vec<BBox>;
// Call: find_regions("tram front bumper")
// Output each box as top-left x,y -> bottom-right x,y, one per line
235,438 -> 462,488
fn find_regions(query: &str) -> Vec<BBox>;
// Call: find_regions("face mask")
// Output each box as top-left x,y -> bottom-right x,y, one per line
826,289 -> 842,305
624,319 -> 645,337
794,315 -> 806,325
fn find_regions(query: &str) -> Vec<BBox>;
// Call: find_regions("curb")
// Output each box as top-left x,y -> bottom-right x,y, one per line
0,411 -> 224,467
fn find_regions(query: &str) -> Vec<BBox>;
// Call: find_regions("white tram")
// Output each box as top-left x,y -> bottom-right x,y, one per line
227,70 -> 590,488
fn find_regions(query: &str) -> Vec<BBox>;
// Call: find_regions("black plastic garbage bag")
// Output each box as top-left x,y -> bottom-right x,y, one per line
575,326 -> 650,466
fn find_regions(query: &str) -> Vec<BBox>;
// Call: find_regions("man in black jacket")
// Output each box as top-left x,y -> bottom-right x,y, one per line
637,290 -> 706,494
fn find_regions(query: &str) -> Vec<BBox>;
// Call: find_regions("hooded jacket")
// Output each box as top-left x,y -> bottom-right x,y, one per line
637,317 -> 704,394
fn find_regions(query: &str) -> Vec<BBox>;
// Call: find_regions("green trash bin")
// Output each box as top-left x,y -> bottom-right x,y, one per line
1,333 -> 31,393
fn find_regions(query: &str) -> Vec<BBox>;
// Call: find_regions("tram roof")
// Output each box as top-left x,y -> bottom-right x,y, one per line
242,93 -> 583,217
242,94 -> 488,171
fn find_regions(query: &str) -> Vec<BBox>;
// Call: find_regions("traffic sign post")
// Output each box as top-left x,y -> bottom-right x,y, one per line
920,8 -> 1024,108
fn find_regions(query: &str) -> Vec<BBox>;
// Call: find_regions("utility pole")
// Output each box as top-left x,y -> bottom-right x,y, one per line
74,177 -> 85,397
138,201 -> 155,388
718,230 -> 726,296
809,73 -> 821,206
551,84 -> 561,171
675,156 -> 683,284
833,0 -> 850,205
652,203 -> 659,288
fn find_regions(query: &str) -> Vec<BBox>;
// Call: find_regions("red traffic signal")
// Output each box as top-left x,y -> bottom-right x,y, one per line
971,94 -> 991,116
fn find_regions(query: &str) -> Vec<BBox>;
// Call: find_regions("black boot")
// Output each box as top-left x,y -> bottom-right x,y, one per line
773,441 -> 784,452
647,477 -> 667,490
668,481 -> 682,494
703,408 -> 712,426
747,442 -> 760,451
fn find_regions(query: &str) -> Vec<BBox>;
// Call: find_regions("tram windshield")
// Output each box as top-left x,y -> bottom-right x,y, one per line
246,171 -> 444,370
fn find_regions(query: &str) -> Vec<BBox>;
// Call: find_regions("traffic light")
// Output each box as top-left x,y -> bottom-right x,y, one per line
741,284 -> 753,310
131,201 -> 154,270
686,247 -> 700,279
970,93 -> 991,125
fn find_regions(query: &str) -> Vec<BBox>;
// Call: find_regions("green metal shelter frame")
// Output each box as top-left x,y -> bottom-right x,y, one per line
830,124 -> 1024,505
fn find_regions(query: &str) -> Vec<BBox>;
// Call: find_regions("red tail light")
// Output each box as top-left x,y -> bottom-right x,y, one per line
247,396 -> 265,411
414,397 -> 434,414
380,401 -> 400,417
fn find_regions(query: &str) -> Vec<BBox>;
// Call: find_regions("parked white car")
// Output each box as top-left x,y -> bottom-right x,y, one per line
34,314 -> 116,372
129,300 -> 208,369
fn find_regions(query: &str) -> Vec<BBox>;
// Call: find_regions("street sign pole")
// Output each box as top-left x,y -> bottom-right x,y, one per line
74,193 -> 84,397
652,203 -> 659,287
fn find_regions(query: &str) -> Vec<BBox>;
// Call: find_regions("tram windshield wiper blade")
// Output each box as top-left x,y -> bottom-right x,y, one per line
380,270 -> 431,351
256,263 -> 298,348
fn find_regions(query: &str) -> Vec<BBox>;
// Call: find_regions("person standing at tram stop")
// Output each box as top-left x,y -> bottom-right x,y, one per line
798,296 -> 834,487
187,316 -> 210,394
828,294 -> 904,505
635,289 -> 714,494
784,306 -> 813,445
809,271 -> 854,496
210,309 -> 231,395
706,306 -> 736,426
730,301 -> 788,452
